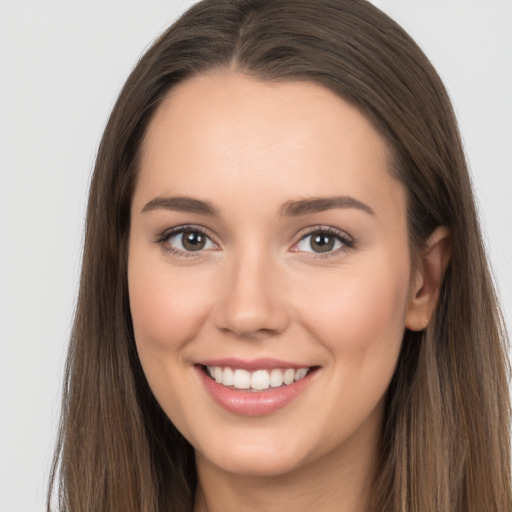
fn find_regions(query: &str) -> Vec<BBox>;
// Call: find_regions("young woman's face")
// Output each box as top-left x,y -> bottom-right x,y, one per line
128,73 -> 417,477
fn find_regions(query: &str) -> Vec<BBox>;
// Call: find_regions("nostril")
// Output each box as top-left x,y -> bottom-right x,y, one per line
217,325 -> 285,340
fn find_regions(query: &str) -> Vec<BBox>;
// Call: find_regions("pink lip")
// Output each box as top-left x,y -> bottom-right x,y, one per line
197,357 -> 310,371
196,364 -> 317,417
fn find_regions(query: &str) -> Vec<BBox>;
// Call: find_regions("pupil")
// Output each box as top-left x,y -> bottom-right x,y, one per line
182,231 -> 206,251
311,233 -> 334,253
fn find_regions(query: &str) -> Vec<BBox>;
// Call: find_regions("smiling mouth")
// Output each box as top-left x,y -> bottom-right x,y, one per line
201,365 -> 316,392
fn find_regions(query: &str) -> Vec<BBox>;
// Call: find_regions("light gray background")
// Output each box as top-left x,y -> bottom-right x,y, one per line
1,1 -> 511,510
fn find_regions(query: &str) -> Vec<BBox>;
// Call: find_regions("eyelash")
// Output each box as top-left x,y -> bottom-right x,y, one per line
156,225 -> 355,259
292,226 -> 355,258
156,224 -> 218,258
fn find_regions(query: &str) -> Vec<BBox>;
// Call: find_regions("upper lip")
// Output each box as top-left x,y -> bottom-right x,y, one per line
196,357 -> 315,371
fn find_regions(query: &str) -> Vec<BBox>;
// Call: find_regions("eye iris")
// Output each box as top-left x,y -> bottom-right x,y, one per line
182,231 -> 206,251
310,233 -> 335,253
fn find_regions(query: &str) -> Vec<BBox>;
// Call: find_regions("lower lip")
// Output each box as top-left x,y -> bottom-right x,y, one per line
197,366 -> 315,416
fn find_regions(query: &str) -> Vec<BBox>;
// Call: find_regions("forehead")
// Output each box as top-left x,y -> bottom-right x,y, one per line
135,72 -> 405,222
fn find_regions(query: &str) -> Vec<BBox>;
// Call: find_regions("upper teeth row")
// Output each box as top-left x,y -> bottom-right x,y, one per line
206,366 -> 309,390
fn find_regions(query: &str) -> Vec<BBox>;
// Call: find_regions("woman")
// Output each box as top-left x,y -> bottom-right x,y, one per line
48,1 -> 511,511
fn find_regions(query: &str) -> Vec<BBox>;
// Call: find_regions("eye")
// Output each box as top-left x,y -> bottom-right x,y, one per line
162,227 -> 217,254
293,229 -> 353,254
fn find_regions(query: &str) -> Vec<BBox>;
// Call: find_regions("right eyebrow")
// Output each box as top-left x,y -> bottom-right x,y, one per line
141,196 -> 220,216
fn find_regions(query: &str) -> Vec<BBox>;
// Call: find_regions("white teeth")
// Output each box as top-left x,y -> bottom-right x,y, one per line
223,367 -> 234,386
295,368 -> 308,381
251,370 -> 270,390
283,368 -> 295,385
233,369 -> 251,389
205,365 -> 310,391
269,368 -> 283,387
214,366 -> 223,383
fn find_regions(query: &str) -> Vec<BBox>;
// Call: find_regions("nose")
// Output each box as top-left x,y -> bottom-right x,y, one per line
212,249 -> 290,339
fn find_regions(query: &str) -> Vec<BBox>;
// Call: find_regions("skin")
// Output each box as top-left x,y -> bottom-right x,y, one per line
128,72 -> 449,512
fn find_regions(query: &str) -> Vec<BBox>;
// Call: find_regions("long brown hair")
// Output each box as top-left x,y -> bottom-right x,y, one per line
48,1 -> 511,510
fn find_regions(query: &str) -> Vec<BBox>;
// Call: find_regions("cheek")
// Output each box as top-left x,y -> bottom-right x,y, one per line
127,248 -> 215,436
288,253 -> 411,445
127,249 -> 212,358
298,254 -> 411,366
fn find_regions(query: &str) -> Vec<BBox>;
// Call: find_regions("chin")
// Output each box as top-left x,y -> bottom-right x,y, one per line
195,434 -> 310,478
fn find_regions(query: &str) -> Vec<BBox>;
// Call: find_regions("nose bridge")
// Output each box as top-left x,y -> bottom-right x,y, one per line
213,243 -> 289,338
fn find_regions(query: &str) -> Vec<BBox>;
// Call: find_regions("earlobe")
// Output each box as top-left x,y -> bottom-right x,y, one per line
405,226 -> 452,331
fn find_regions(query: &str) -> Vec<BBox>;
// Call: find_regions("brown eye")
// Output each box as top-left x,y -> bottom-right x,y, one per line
181,231 -> 207,251
310,233 -> 336,253
165,228 -> 216,253
294,229 -> 350,255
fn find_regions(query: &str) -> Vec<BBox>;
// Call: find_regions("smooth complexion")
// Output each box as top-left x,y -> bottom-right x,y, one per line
128,73 -> 449,512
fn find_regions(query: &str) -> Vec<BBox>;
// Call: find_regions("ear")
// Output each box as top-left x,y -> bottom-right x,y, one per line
405,226 -> 452,331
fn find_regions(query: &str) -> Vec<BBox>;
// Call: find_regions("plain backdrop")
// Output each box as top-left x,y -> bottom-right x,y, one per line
1,1 -> 511,510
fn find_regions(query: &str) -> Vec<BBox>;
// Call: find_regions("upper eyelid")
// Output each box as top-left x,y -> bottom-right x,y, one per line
294,225 -> 353,242
158,224 -> 217,243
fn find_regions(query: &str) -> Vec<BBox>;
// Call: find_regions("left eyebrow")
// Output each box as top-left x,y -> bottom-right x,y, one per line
279,196 -> 376,217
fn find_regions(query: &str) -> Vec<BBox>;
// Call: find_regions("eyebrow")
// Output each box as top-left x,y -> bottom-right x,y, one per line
279,196 -> 375,216
142,196 -> 220,216
141,194 -> 375,217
